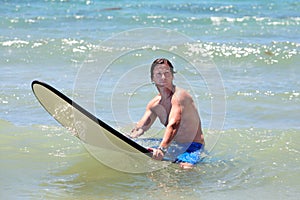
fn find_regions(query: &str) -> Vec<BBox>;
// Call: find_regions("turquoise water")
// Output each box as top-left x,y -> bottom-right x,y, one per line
1,0 -> 299,199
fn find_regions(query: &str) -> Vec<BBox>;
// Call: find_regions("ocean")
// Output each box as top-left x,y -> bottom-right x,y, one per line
1,0 -> 299,199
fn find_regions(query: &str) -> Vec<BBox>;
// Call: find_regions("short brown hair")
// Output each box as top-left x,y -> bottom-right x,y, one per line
150,58 -> 175,80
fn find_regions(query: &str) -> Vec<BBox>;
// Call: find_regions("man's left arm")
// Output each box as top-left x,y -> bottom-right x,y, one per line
152,98 -> 182,160
160,100 -> 181,147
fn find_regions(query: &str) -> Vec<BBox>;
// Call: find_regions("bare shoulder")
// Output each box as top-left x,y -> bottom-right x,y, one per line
146,95 -> 161,109
173,87 -> 193,104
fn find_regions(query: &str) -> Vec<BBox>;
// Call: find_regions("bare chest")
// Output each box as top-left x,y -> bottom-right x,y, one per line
152,99 -> 172,126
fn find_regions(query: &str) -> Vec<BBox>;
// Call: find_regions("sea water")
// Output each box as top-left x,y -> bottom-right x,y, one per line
1,0 -> 299,199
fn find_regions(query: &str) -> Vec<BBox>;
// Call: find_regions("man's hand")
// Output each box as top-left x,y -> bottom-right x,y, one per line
129,127 -> 144,138
152,148 -> 164,161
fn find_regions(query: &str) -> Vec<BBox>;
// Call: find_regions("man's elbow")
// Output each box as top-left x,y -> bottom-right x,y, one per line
167,120 -> 180,131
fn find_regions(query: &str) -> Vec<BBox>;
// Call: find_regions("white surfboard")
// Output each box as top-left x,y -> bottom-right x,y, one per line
31,80 -> 164,173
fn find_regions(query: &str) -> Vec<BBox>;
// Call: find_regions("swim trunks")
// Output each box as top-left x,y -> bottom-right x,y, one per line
173,142 -> 204,165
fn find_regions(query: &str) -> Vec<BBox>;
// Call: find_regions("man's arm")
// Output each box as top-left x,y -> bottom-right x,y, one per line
130,101 -> 157,138
160,98 -> 181,148
152,97 -> 182,160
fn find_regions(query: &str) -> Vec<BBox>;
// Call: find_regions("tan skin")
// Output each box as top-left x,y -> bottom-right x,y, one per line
130,63 -> 204,169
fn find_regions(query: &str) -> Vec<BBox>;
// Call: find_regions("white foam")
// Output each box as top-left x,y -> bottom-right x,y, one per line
2,40 -> 29,47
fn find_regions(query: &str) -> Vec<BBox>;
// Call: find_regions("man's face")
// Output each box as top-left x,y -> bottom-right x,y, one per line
152,64 -> 173,89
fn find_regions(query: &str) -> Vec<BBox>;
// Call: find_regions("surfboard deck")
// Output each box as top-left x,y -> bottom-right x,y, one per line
31,80 -> 153,158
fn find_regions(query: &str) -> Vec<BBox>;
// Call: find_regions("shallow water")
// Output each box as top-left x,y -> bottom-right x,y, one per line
1,120 -> 299,199
1,0 -> 299,199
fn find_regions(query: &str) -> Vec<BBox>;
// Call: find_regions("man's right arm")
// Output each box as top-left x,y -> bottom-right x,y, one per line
130,101 -> 157,138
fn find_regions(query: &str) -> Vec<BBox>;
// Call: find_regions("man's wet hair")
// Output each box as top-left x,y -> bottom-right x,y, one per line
150,58 -> 176,80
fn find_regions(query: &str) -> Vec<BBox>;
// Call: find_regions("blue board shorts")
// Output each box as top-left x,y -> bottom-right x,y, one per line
173,142 -> 204,165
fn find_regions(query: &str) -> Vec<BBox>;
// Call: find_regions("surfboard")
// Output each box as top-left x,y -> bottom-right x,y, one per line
31,80 -> 159,172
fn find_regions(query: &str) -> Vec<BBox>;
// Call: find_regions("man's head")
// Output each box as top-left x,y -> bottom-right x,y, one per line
150,58 -> 175,80
150,58 -> 176,88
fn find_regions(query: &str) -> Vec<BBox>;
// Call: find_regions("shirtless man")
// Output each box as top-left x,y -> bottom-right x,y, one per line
130,58 -> 205,169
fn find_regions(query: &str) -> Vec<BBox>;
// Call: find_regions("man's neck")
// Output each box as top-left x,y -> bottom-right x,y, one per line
157,85 -> 175,99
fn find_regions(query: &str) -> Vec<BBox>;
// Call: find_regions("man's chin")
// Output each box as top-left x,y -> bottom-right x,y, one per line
155,83 -> 172,89
155,82 -> 167,86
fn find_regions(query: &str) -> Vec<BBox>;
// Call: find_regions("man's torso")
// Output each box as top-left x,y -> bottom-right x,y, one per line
150,87 -> 204,144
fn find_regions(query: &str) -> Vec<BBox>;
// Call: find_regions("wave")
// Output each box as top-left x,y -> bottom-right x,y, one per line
1,37 -> 299,66
1,0 -> 299,44
2,13 -> 299,31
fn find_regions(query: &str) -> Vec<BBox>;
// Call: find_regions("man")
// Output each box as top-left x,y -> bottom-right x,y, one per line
130,58 -> 205,169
